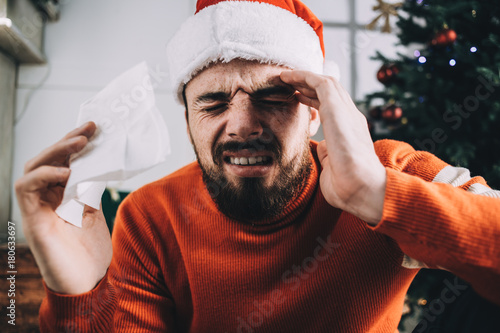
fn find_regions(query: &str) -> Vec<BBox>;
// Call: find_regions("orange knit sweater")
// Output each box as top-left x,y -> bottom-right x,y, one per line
39,140 -> 500,332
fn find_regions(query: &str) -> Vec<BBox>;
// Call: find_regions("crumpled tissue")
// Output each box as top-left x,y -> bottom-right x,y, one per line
56,62 -> 171,227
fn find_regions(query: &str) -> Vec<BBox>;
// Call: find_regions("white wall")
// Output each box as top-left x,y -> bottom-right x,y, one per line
302,0 -> 404,142
12,0 -> 197,241
11,0 -> 400,241
302,0 -> 404,100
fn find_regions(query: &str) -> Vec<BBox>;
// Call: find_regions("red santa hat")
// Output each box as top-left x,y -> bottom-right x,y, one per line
166,0 -> 340,103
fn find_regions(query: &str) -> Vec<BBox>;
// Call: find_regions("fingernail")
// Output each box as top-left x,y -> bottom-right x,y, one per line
79,121 -> 94,129
69,136 -> 82,144
58,167 -> 70,174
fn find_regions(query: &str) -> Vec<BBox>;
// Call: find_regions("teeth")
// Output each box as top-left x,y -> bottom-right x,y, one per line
228,156 -> 269,165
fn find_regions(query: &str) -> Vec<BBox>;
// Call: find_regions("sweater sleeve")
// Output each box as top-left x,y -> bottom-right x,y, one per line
39,195 -> 177,332
372,139 -> 500,305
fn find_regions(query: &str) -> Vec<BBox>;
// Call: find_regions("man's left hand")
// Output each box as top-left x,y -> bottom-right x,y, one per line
280,70 -> 386,225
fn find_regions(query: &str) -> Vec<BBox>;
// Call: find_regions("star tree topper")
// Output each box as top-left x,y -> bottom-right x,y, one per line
366,0 -> 403,33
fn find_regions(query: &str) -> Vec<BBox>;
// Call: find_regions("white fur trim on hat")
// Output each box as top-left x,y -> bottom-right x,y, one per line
323,60 -> 341,81
166,1 -> 328,104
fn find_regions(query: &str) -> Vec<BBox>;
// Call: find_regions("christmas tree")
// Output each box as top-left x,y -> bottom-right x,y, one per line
362,1 -> 500,331
364,0 -> 500,189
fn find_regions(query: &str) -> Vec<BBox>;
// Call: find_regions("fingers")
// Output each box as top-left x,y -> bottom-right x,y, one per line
24,122 -> 96,174
281,70 -> 319,98
16,166 -> 70,194
62,121 -> 97,141
280,70 -> 327,89
282,70 -> 365,123
281,70 -> 356,104
25,137 -> 87,173
295,92 -> 321,110
280,70 -> 340,100
280,70 -> 349,122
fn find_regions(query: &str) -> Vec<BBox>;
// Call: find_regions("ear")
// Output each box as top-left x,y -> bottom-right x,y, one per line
308,107 -> 321,137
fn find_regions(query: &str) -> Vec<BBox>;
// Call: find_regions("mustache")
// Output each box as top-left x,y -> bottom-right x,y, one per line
213,137 -> 282,165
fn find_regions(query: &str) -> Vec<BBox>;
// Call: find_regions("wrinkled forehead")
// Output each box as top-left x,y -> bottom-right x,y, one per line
186,59 -> 293,96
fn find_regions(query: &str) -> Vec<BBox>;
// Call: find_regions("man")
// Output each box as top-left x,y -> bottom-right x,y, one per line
15,0 -> 500,332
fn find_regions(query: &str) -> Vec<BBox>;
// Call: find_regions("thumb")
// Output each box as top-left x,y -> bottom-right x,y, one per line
82,204 -> 103,221
317,140 -> 328,167
83,204 -> 99,214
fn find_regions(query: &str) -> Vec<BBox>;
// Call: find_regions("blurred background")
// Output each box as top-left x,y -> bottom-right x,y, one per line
4,0 -> 403,242
1,0 -> 499,332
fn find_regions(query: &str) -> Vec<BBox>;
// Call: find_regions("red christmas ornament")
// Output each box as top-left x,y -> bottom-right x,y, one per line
376,64 -> 399,85
431,28 -> 457,47
382,104 -> 403,123
445,29 -> 457,43
369,105 -> 383,120
389,64 -> 400,75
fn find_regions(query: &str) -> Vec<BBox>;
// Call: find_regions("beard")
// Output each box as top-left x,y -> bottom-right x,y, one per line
192,134 -> 312,224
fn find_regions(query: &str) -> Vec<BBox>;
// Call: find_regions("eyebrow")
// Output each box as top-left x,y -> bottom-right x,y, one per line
194,91 -> 231,105
194,84 -> 295,106
251,85 -> 295,99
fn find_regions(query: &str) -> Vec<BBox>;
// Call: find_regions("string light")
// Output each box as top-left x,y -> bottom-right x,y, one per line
449,59 -> 457,66
418,56 -> 427,64
414,50 -> 421,57
470,46 -> 478,53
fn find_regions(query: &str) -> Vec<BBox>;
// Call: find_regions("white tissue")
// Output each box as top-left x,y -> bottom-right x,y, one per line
56,62 -> 171,227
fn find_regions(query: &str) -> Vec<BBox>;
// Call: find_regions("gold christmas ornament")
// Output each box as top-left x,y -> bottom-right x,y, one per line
366,0 -> 403,33
418,298 -> 428,306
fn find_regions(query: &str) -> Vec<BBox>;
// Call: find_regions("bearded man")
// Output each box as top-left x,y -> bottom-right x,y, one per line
15,0 -> 500,332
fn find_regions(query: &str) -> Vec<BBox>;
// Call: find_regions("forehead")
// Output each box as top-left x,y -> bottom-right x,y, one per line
185,60 -> 290,98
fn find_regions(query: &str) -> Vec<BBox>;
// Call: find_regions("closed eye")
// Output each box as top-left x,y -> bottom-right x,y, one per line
252,90 -> 296,107
255,101 -> 290,110
253,96 -> 295,109
259,100 -> 288,105
204,104 -> 228,112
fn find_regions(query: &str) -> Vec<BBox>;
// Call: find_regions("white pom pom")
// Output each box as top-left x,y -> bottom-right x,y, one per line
323,60 -> 341,80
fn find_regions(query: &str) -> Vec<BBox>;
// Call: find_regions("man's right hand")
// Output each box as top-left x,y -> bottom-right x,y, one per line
15,121 -> 113,295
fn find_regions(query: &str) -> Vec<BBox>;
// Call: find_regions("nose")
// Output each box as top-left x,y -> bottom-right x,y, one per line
225,92 -> 263,141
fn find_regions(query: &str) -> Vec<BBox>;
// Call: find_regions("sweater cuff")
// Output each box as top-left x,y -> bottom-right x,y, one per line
372,168 -> 434,243
40,271 -> 116,331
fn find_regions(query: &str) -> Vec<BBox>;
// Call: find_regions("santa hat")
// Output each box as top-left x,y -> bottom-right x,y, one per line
166,0 -> 340,103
